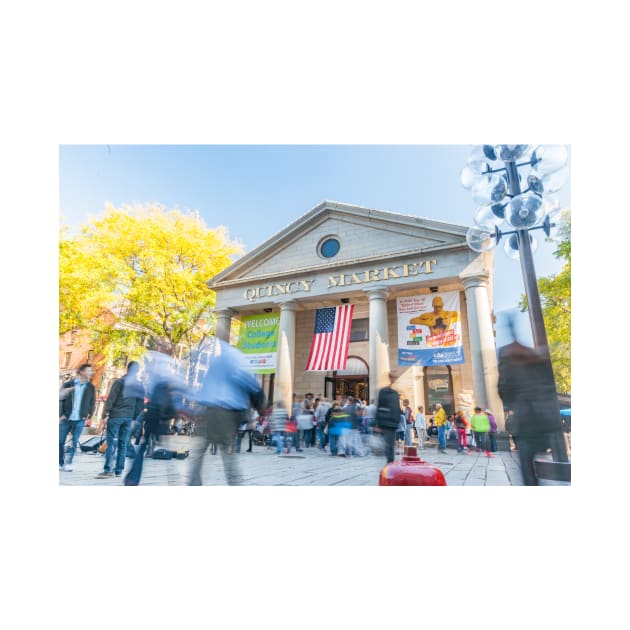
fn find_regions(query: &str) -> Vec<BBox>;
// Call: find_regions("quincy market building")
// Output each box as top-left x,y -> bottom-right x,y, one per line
208,201 -> 505,430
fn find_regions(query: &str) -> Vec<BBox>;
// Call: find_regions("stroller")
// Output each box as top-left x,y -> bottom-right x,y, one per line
252,419 -> 272,446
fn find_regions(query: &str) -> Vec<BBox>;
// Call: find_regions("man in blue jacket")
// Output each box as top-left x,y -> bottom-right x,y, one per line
189,338 -> 265,485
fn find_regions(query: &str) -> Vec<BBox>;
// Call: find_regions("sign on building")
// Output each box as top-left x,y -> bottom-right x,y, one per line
235,313 -> 280,374
397,291 -> 465,366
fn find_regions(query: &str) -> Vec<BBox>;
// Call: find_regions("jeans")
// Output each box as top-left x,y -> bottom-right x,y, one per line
236,429 -> 253,452
303,428 -> 313,447
473,432 -> 487,451
488,432 -> 497,452
104,417 -> 133,474
437,425 -> 447,450
272,431 -> 284,454
317,425 -> 327,449
59,419 -> 85,466
329,432 -> 339,455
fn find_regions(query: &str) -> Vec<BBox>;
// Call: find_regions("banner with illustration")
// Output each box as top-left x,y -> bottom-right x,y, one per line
397,291 -> 465,366
236,313 -> 279,373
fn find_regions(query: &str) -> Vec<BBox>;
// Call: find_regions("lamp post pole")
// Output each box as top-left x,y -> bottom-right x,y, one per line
503,159 -> 568,463
504,161 -> 549,350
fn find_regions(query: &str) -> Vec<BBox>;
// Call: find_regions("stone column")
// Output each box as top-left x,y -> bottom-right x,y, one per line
215,308 -> 235,343
460,273 -> 505,430
412,365 -> 425,413
366,287 -> 391,401
276,301 -> 298,411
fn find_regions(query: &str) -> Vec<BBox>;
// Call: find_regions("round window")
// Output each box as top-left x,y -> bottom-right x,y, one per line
319,237 -> 341,258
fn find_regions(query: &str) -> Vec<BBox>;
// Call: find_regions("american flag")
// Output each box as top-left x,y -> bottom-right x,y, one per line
305,304 -> 355,371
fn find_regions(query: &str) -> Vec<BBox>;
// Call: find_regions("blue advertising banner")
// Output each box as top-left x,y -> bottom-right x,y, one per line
397,292 -> 465,366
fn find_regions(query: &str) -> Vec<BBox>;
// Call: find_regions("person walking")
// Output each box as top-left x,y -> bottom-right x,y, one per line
470,407 -> 492,457
123,376 -> 177,486
269,401 -> 288,455
189,339 -> 265,485
454,410 -> 469,453
96,361 -> 145,479
59,364 -> 96,471
375,375 -> 402,464
497,337 -> 567,485
434,403 -> 448,454
486,408 -> 498,453
236,408 -> 257,453
327,402 -> 347,456
315,397 -> 331,451
414,406 -> 427,450
402,399 -> 414,446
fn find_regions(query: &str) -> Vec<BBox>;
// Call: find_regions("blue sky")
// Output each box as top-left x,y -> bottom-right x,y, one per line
59,144 -> 570,345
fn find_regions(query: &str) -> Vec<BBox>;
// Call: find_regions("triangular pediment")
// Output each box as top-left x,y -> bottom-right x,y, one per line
208,201 -> 469,288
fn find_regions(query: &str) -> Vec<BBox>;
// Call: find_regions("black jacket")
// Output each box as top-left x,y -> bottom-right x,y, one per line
497,342 -> 563,437
375,387 -> 401,429
60,380 -> 96,420
104,377 -> 145,419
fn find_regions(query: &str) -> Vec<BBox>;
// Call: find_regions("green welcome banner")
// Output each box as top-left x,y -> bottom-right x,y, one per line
236,313 -> 280,374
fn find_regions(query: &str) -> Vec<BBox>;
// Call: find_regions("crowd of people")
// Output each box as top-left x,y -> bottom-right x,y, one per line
59,358 -> 502,482
62,332 -> 569,487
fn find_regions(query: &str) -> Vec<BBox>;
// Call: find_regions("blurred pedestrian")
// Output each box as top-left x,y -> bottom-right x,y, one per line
327,402 -> 346,456
59,364 -> 95,471
315,397 -> 331,451
414,406 -> 427,450
470,407 -> 492,457
297,401 -> 315,449
375,375 -> 402,464
486,408 -> 498,453
236,408 -> 257,453
270,401 -> 288,454
434,403 -> 447,454
402,399 -> 414,446
96,362 -> 145,479
124,375 -> 177,486
189,338 -> 265,485
454,410 -> 468,453
498,338 -> 567,485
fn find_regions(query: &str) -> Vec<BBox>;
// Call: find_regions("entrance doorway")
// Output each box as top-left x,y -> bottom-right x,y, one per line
324,356 -> 369,402
424,365 -> 454,415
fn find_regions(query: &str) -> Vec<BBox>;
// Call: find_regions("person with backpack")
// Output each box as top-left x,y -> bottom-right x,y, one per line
375,375 -> 402,464
96,361 -> 145,479
123,376 -> 177,485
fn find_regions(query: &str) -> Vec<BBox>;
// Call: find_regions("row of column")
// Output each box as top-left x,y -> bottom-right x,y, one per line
214,272 -> 504,429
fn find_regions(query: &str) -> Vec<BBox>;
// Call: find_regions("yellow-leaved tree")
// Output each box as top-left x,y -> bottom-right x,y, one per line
59,204 -> 242,367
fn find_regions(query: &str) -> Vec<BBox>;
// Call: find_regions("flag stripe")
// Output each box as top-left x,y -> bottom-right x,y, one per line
305,304 -> 355,371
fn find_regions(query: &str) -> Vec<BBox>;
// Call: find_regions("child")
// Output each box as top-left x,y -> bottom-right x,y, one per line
454,410 -> 469,453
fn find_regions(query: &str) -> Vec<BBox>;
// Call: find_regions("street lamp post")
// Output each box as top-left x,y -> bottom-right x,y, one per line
461,144 -> 570,463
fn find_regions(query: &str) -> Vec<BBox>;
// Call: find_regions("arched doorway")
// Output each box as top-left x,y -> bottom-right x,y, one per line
324,356 -> 369,402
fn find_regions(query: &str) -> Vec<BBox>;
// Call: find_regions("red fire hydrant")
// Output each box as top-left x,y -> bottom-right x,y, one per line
379,446 -> 447,486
